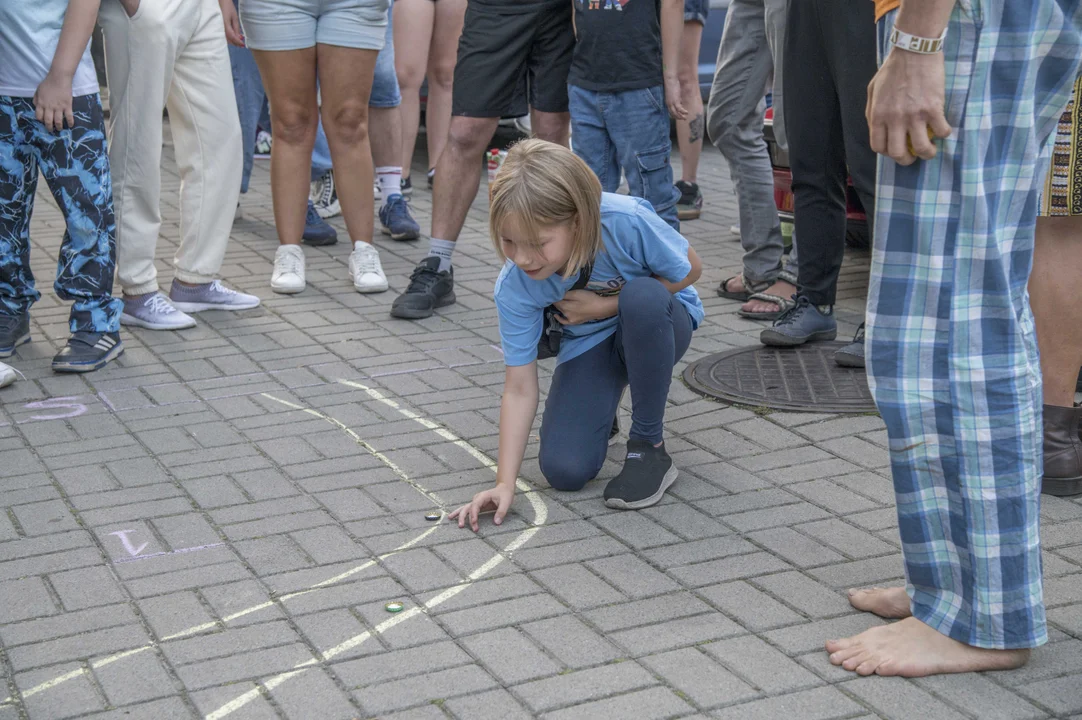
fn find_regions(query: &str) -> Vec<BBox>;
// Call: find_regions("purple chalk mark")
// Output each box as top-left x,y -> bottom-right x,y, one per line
108,529 -> 149,557
24,396 -> 88,422
96,392 -> 117,412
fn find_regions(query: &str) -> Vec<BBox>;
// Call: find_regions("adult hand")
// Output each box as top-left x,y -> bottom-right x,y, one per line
33,73 -> 74,133
553,290 -> 617,326
866,48 -> 952,166
220,0 -> 245,46
664,74 -> 687,121
448,484 -> 515,531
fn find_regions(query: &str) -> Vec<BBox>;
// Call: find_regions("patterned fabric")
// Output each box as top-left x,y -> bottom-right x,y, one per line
0,94 -> 122,333
1040,73 -> 1082,216
868,0 -> 1082,650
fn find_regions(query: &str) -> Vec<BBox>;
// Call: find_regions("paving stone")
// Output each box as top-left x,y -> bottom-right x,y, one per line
333,640 -> 471,689
11,499 -> 80,536
914,674 -> 1047,720
1,603 -> 139,647
584,554 -> 680,599
92,649 -> 177,707
583,592 -> 714,633
189,682 -> 280,719
640,647 -> 758,708
381,547 -> 466,593
460,627 -> 562,684
542,686 -> 694,720
161,620 -> 298,665
8,623 -> 151,671
1016,674 -> 1082,716
444,688 -> 533,720
609,612 -> 743,656
796,518 -> 899,559
808,555 -> 905,589
271,667 -> 359,720
702,635 -> 822,693
750,571 -> 853,618
841,676 -> 972,720
521,615 -> 624,668
762,614 -> 886,656
137,591 -> 217,640
16,662 -> 105,719
643,536 -> 758,567
0,576 -> 58,623
174,642 -> 314,690
745,527 -> 846,568
439,594 -> 566,636
513,662 -> 657,713
353,664 -> 498,716
712,686 -> 864,720
83,697 -> 193,720
698,580 -> 804,630
592,513 -> 682,549
666,552 -> 792,587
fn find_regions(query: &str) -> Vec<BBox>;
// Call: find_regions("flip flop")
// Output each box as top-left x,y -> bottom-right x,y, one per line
737,292 -> 796,321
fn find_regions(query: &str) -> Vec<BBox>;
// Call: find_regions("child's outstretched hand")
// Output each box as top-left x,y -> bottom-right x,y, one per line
449,483 -> 515,532
34,72 -> 74,133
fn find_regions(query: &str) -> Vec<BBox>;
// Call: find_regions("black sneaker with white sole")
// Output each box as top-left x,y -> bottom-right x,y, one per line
0,313 -> 30,358
52,331 -> 123,373
603,439 -> 678,510
390,257 -> 455,319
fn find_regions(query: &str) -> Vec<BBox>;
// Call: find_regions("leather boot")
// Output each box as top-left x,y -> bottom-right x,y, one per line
1042,404 -> 1082,497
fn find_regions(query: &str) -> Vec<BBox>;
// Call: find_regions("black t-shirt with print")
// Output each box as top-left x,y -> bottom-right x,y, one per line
568,0 -> 663,92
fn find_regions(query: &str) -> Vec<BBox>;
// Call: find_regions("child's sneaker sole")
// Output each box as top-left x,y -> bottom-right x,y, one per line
677,206 -> 702,221
52,344 -> 124,373
604,466 -> 677,510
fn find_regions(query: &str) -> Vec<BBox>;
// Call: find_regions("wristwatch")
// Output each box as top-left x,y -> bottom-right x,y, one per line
889,26 -> 947,54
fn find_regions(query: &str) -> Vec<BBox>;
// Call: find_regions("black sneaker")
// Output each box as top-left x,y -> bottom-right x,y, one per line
675,181 -> 703,221
390,257 -> 456,319
603,439 -> 678,510
426,168 -> 436,190
834,323 -> 866,368
52,331 -> 123,373
0,314 -> 30,358
401,175 -> 413,197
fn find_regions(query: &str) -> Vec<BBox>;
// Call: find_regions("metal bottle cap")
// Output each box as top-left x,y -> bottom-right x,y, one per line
385,602 -> 404,613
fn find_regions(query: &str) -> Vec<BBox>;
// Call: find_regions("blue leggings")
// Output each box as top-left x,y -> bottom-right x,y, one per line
0,94 -> 123,333
539,277 -> 693,491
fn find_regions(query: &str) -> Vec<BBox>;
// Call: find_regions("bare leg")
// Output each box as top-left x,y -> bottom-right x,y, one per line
317,44 -> 378,245
847,587 -> 912,619
533,110 -> 571,147
393,0 -> 434,180
676,21 -> 704,184
251,48 -> 319,246
369,107 -> 401,171
430,115 -> 499,241
426,0 -> 467,170
826,617 -> 1030,677
1031,215 -> 1082,407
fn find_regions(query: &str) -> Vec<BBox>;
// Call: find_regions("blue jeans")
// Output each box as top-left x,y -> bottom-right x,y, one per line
0,95 -> 123,333
230,0 -> 400,188
538,277 -> 692,490
569,84 -> 680,230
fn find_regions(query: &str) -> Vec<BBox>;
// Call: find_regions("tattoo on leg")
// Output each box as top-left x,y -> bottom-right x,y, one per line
688,113 -> 704,144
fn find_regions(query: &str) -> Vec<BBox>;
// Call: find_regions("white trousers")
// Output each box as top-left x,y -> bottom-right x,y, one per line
100,0 -> 242,296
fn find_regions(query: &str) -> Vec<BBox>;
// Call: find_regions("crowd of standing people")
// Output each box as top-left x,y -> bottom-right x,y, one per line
2,0 -> 1082,685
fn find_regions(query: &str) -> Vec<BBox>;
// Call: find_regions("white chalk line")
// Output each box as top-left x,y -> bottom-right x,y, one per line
203,379 -> 546,720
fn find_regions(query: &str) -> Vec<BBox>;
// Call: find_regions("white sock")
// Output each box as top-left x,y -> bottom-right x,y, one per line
376,166 -> 402,203
427,238 -> 455,272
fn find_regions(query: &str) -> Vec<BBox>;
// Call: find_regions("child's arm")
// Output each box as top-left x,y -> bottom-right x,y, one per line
660,0 -> 687,120
449,363 -> 540,531
34,0 -> 101,132
654,245 -> 702,294
220,0 -> 246,47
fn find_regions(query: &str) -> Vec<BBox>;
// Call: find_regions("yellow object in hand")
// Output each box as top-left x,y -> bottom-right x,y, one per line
907,126 -> 937,156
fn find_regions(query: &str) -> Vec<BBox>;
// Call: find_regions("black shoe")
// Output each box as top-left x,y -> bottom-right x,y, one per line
390,257 -> 456,319
1042,404 -> 1082,497
52,331 -> 123,373
0,314 -> 30,358
426,168 -> 436,190
834,323 -> 866,368
603,439 -> 678,510
675,180 -> 703,221
401,176 -> 413,197
609,416 -> 620,445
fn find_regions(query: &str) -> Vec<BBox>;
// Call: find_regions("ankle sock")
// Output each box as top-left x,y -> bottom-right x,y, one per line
427,238 -> 455,272
376,166 -> 403,202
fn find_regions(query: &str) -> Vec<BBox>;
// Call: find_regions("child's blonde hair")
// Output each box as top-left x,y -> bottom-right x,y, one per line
489,139 -> 603,278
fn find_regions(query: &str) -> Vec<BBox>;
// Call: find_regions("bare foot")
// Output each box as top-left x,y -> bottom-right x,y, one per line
848,587 -> 913,619
740,280 -> 796,315
720,275 -> 747,294
825,616 -> 1031,677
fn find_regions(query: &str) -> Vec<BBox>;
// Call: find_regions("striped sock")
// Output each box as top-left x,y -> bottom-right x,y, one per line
376,166 -> 402,202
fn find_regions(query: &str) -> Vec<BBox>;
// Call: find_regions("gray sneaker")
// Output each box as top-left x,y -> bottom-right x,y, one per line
760,296 -> 838,347
834,323 -> 866,368
121,293 -> 196,331
169,280 -> 261,313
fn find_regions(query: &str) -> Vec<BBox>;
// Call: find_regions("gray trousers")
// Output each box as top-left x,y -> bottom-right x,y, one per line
706,0 -> 796,287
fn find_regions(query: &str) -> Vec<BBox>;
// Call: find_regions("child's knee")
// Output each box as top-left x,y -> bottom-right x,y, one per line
538,446 -> 599,492
618,276 -> 669,317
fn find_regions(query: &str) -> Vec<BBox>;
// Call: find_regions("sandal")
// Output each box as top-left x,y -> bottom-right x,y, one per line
738,292 -> 796,321
717,273 -> 769,301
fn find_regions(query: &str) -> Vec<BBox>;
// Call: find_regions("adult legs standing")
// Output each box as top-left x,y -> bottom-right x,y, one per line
674,0 -> 706,221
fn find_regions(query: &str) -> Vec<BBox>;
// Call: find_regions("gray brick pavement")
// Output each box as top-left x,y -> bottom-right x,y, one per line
0,131 -> 1077,720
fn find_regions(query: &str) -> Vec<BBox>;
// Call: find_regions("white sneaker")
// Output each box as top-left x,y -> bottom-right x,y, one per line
349,242 -> 389,293
0,361 -> 16,389
271,245 -> 306,294
120,292 -> 197,330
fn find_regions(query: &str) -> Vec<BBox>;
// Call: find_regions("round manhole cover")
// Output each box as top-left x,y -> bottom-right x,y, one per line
683,343 -> 876,413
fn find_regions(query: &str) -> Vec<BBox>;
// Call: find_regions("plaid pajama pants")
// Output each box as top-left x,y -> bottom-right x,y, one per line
869,0 -> 1082,649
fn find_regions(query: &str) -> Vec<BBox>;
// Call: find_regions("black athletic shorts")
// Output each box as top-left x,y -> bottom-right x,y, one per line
451,0 -> 574,118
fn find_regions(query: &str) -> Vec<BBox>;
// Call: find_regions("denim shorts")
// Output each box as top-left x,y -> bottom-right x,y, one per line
684,0 -> 709,25
370,2 -> 400,106
239,0 -> 389,51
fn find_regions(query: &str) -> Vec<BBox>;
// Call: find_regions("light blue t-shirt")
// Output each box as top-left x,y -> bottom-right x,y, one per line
494,193 -> 705,367
0,1 -> 99,98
